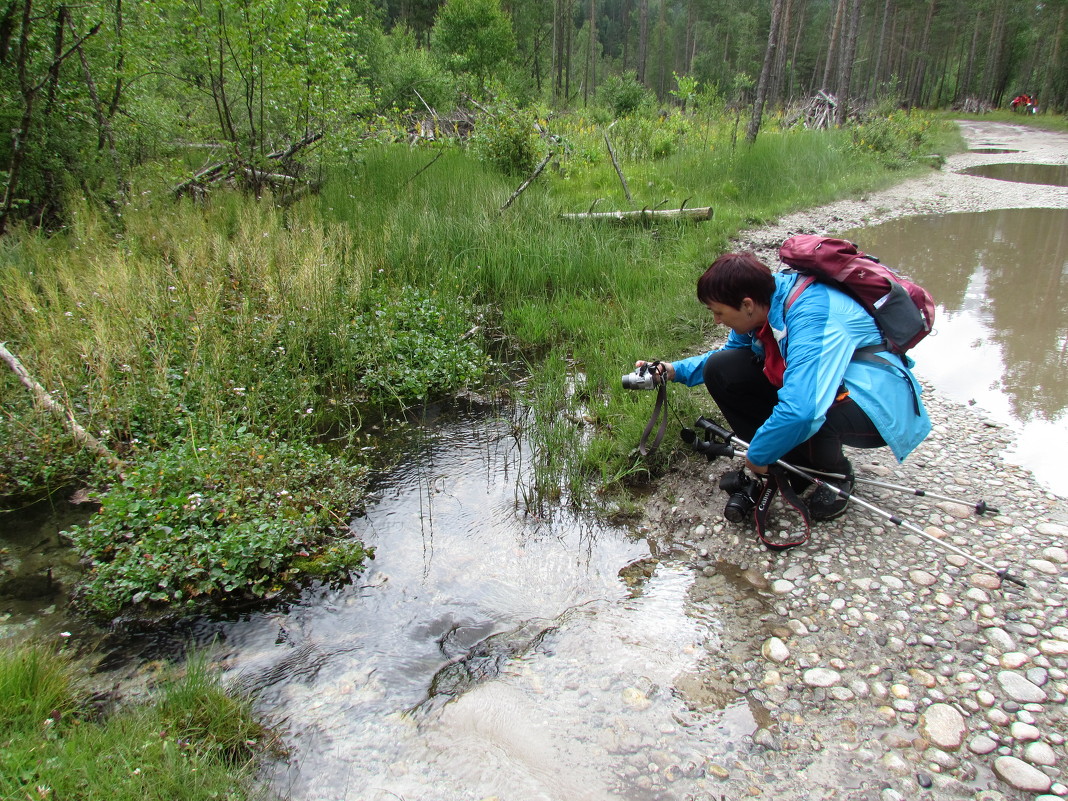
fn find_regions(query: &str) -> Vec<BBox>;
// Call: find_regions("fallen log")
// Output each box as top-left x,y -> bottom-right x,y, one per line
0,342 -> 124,476
500,151 -> 555,212
561,205 -> 713,223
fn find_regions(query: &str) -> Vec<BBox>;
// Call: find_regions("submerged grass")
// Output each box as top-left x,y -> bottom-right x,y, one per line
0,642 -> 269,801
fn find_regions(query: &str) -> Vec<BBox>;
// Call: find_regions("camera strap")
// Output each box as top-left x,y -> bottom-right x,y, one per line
753,465 -> 812,550
638,380 -> 669,456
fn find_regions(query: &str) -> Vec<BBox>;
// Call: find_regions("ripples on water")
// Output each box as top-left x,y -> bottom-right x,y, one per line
188,405 -> 752,801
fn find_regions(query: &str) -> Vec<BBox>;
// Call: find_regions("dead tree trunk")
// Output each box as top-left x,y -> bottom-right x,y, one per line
746,0 -> 786,144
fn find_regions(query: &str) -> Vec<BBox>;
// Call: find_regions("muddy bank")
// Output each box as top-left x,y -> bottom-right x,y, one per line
643,121 -> 1068,801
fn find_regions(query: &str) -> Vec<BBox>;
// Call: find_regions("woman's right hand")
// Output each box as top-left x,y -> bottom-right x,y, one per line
635,360 -> 675,382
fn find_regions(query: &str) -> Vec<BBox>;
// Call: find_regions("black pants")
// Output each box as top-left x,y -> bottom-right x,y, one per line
702,348 -> 885,474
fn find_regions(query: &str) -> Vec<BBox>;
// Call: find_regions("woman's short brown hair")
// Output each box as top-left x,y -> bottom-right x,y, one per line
696,252 -> 775,309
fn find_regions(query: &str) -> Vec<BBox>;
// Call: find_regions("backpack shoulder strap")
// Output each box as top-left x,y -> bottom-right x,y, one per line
784,274 -> 817,311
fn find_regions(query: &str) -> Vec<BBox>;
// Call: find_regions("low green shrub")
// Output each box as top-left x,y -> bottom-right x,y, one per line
342,285 -> 491,405
849,109 -> 941,168
597,73 -> 655,118
64,430 -> 371,618
469,105 -> 547,175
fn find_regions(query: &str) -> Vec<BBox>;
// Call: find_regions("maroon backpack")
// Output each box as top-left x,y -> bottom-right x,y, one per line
779,235 -> 935,354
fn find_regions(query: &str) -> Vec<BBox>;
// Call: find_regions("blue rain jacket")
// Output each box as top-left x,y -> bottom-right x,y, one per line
671,271 -> 931,466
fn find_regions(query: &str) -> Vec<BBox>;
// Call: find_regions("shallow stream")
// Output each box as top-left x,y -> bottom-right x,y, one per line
86,402 -> 758,801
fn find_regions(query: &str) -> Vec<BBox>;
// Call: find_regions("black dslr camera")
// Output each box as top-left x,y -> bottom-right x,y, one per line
718,468 -> 762,523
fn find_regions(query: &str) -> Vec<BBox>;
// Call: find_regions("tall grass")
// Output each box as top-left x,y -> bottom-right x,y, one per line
0,642 -> 268,801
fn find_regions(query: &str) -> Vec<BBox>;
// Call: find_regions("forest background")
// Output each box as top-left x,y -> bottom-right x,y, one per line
0,0 -> 1065,622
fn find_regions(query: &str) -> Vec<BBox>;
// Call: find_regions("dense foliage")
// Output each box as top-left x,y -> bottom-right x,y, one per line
65,430 -> 371,618
2,0 -> 1063,231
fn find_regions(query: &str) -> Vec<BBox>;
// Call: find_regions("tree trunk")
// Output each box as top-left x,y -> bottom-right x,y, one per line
788,0 -> 806,100
821,0 -> 846,91
834,0 -> 862,125
872,0 -> 891,94
637,0 -> 648,84
1040,2 -> 1065,112
746,0 -> 785,143
770,0 -> 793,107
906,0 -> 936,107
561,205 -> 713,223
0,0 -> 35,236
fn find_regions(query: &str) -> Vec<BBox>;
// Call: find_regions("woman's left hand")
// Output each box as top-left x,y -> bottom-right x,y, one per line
745,458 -> 768,475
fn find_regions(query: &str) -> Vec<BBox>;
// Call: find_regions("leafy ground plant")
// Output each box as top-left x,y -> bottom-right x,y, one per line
342,285 -> 491,406
64,430 -> 371,619
0,641 -> 270,801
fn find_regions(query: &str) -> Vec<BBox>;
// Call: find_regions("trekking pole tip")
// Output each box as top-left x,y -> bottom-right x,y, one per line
975,500 -> 1000,515
997,569 -> 1027,589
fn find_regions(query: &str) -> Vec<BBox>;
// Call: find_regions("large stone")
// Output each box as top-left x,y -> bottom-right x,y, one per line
996,671 -> 1048,703
1038,639 -> 1068,656
802,668 -> 841,688
920,703 -> 967,751
762,637 -> 790,664
993,756 -> 1052,792
1024,741 -> 1058,767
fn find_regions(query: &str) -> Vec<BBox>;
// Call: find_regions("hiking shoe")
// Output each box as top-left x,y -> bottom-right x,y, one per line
808,473 -> 854,521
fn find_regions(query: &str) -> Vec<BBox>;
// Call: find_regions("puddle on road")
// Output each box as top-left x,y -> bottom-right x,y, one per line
841,207 -> 1068,495
959,162 -> 1068,186
967,148 -> 1020,154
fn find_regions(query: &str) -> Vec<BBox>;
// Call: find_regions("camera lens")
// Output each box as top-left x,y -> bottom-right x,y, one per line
723,493 -> 753,523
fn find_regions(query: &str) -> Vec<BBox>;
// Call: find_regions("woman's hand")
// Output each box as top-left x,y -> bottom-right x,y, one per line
745,458 -> 768,475
635,360 -> 675,382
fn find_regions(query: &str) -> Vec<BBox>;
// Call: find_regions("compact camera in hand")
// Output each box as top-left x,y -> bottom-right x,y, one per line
622,362 -> 661,391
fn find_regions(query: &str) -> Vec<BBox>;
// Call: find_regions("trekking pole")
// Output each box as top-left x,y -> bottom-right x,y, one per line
687,417 -> 1027,589
801,468 -> 1000,516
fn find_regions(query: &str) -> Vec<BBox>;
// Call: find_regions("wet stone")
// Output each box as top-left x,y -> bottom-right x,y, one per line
802,668 -> 841,688
909,570 -> 938,586
920,703 -> 967,751
1010,721 -> 1041,742
993,755 -> 1053,792
968,735 -> 998,755
1038,639 -> 1068,657
1024,741 -> 1058,766
996,671 -> 1048,703
762,637 -> 790,663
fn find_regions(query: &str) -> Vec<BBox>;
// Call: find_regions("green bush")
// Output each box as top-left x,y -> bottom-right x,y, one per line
598,73 -> 655,118
469,106 -> 546,175
64,431 -> 371,618
849,108 -> 940,168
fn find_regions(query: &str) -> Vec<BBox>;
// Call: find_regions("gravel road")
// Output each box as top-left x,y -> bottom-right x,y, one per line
639,120 -> 1068,801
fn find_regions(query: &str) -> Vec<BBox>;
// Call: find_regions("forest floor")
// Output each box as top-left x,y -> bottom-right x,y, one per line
640,120 -> 1068,801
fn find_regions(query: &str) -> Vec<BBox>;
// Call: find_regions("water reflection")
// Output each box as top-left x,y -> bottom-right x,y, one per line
841,208 -> 1068,495
959,163 -> 1068,187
